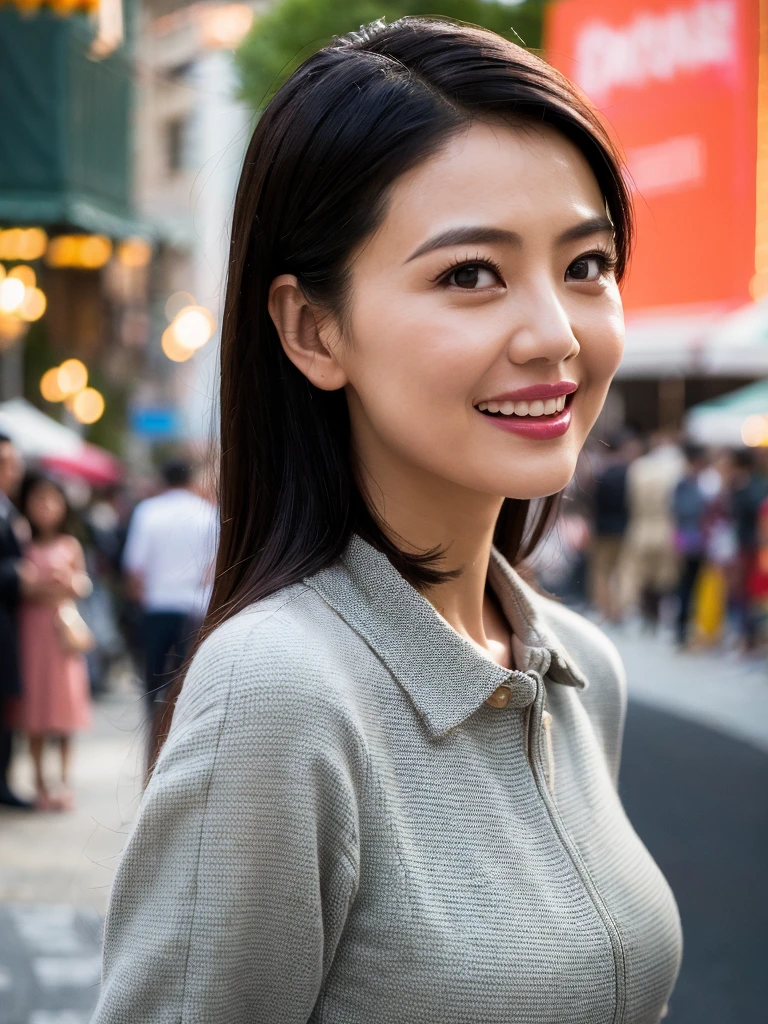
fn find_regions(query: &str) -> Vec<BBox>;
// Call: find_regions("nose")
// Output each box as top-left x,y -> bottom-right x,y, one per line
506,281 -> 580,367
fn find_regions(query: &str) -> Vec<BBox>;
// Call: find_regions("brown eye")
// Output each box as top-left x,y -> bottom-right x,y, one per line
447,263 -> 498,289
566,256 -> 604,282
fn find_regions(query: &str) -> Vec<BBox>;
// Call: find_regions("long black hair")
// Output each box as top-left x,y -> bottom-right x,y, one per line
159,17 -> 633,744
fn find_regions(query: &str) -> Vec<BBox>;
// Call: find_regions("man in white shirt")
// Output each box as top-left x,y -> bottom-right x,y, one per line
122,459 -> 217,709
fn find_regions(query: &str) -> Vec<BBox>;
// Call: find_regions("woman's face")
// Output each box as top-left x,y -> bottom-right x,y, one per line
26,482 -> 66,535
333,120 -> 624,502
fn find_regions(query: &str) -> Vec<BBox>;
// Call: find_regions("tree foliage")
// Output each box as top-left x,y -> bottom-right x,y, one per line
236,0 -> 545,110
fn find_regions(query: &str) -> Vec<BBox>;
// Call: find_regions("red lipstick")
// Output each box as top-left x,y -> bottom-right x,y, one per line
479,381 -> 578,404
474,380 -> 577,440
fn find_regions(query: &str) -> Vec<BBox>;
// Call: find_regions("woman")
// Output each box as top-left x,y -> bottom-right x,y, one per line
94,18 -> 681,1023
15,472 -> 92,810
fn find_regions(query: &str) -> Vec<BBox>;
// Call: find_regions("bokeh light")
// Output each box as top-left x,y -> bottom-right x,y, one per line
71,387 -> 105,425
40,367 -> 65,403
57,358 -> 88,396
117,237 -> 153,268
741,414 -> 768,447
172,306 -> 216,350
46,234 -> 112,269
8,265 -> 36,289
164,291 -> 196,322
161,326 -> 194,362
20,287 -> 47,322
79,235 -> 113,269
0,277 -> 26,313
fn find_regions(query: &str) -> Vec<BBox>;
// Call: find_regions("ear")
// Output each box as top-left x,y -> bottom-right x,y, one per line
268,274 -> 348,391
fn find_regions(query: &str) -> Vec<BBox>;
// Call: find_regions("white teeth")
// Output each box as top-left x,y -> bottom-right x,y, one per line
477,393 -> 571,416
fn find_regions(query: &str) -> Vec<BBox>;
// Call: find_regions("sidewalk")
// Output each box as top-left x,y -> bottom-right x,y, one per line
0,686 -> 144,911
0,683 -> 144,1024
602,621 -> 768,754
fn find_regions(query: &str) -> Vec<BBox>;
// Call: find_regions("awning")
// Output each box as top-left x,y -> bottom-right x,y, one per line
695,299 -> 768,375
0,398 -> 122,486
618,302 -> 740,378
685,380 -> 768,447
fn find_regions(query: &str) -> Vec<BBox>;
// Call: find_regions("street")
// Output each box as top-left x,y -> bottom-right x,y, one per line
0,634 -> 766,1023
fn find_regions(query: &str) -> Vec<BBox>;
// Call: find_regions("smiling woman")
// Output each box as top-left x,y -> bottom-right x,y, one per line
92,17 -> 681,1024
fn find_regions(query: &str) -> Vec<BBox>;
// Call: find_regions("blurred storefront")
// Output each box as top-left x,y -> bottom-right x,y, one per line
0,0 -> 151,456
129,0 -> 262,454
545,0 -> 768,438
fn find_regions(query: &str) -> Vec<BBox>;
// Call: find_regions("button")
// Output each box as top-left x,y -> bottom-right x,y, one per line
486,686 -> 511,709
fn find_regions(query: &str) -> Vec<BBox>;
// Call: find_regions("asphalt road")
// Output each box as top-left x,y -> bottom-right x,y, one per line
620,700 -> 768,1023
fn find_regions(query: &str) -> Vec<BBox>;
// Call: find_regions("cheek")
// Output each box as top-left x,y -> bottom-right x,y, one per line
346,290 -> 495,418
575,300 -> 624,407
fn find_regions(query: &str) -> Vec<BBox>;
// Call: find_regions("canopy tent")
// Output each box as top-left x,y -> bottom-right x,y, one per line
0,398 -> 122,486
685,380 -> 768,447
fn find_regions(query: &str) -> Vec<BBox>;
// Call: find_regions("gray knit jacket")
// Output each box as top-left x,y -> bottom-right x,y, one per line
92,535 -> 682,1023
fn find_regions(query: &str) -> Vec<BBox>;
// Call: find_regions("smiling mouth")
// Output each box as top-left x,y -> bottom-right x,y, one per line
475,394 -> 571,418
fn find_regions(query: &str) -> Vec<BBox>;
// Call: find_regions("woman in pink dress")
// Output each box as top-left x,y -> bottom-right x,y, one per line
15,472 -> 92,811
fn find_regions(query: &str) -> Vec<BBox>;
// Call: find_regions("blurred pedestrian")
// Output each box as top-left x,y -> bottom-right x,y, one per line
122,459 -> 217,729
0,434 -> 34,809
671,444 -> 709,648
13,472 -> 93,812
589,431 -> 640,622
623,432 -> 685,629
731,449 -> 768,650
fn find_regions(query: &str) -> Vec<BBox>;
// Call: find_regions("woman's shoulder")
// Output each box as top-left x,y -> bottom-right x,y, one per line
178,582 -> 363,732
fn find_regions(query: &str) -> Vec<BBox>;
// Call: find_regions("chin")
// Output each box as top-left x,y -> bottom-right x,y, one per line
495,448 -> 578,501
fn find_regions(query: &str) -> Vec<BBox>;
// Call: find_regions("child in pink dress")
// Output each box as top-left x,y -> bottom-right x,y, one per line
14,473 -> 92,811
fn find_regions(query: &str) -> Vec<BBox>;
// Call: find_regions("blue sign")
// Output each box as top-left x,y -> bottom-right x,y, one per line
130,407 -> 181,439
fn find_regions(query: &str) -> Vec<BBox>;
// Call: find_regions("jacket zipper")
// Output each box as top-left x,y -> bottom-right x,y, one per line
526,680 -> 627,1024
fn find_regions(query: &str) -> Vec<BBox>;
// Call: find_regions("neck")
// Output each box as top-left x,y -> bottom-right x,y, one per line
357,452 -> 505,654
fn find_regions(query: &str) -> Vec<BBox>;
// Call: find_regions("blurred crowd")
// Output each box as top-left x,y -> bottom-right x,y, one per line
536,433 -> 768,654
3,425 -> 768,814
0,432 -> 216,813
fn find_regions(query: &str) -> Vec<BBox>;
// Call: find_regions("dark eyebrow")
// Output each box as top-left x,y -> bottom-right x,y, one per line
404,217 -> 614,264
557,216 -> 614,245
404,226 -> 520,263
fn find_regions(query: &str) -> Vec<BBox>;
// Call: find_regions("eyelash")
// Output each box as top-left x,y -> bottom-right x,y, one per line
432,253 -> 503,286
576,248 -> 619,275
432,247 -> 619,286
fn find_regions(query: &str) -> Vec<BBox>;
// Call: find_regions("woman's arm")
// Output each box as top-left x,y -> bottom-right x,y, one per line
92,607 -> 363,1024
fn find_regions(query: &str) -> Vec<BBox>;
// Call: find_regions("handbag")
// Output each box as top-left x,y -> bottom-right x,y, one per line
55,601 -> 96,654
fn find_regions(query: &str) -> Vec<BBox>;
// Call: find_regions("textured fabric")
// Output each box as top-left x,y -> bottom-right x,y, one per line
92,535 -> 682,1024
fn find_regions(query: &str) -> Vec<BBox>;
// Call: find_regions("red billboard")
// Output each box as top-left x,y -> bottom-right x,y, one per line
545,0 -> 760,316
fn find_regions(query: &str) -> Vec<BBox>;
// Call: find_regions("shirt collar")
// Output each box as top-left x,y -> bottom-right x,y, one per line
305,534 -> 587,740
